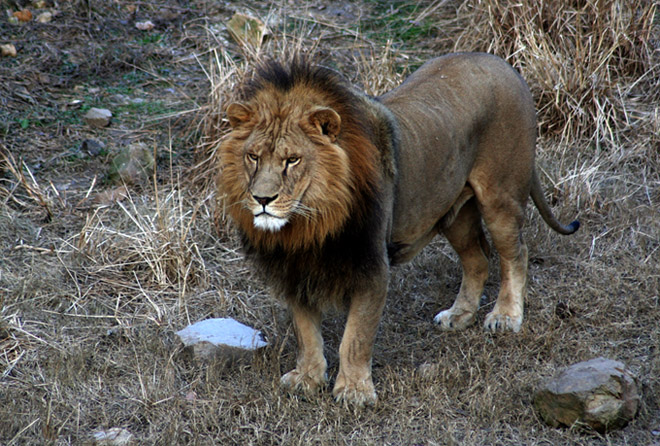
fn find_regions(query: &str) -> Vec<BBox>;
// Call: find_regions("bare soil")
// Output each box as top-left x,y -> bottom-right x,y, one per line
1,1 -> 659,445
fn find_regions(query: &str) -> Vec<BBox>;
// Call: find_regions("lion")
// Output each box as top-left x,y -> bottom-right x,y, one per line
216,53 -> 579,407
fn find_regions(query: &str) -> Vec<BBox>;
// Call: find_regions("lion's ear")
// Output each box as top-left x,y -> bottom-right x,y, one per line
226,103 -> 253,128
308,107 -> 341,142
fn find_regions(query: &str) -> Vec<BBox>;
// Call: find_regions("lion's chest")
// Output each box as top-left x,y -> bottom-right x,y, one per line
243,226 -> 384,309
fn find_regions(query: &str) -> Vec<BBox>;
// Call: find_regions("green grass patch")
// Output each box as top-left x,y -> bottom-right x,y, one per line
360,1 -> 435,45
137,32 -> 163,45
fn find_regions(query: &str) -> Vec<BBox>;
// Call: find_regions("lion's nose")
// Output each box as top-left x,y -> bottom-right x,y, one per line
254,195 -> 278,207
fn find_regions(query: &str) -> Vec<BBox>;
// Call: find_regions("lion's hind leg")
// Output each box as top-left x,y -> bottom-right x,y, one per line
477,192 -> 529,333
434,198 -> 489,331
280,303 -> 328,394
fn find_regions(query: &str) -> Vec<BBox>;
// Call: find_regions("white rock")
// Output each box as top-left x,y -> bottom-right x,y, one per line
1,44 -> 17,57
36,11 -> 53,23
135,20 -> 155,31
176,318 -> 267,361
91,427 -> 134,445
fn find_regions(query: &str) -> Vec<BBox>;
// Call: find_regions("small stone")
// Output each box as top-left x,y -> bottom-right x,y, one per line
83,108 -> 113,128
534,357 -> 639,432
81,139 -> 106,156
1,44 -> 17,57
135,20 -> 155,31
176,318 -> 267,362
36,11 -> 52,23
112,94 -> 145,106
91,427 -> 134,445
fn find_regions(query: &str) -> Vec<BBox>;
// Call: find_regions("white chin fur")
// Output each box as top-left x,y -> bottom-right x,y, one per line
253,214 -> 287,232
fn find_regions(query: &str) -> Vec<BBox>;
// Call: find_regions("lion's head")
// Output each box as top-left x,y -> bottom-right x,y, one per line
217,60 -> 383,252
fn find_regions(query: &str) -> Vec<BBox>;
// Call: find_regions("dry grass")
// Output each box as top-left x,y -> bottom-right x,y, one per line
453,0 -> 658,144
1,0 -> 659,444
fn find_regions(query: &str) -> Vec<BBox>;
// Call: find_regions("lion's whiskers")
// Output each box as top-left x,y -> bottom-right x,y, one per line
291,201 -> 317,220
236,198 -> 253,212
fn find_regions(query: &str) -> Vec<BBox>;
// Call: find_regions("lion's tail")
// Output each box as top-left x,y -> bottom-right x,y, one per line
530,170 -> 580,235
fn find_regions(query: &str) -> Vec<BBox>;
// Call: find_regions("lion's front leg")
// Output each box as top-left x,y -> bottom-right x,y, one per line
333,280 -> 387,407
280,303 -> 327,393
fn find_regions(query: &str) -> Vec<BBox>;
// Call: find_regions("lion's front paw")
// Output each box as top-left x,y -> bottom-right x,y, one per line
280,369 -> 327,394
332,377 -> 377,408
433,308 -> 476,331
483,311 -> 522,333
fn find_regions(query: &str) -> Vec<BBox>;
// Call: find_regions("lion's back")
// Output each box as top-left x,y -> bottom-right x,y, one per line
381,53 -> 537,257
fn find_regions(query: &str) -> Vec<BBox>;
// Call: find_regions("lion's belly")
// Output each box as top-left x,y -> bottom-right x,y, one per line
387,174 -> 464,265
382,69 -> 486,262
388,198 -> 453,265
387,228 -> 438,265
387,123 -> 475,262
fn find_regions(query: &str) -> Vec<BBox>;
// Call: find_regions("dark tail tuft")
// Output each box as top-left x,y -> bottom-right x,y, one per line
564,220 -> 580,234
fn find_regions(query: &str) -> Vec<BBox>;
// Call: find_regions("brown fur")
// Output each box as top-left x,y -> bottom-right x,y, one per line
216,54 -> 578,407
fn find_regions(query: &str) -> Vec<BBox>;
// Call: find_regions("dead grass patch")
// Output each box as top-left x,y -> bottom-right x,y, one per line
452,0 -> 659,144
1,0 -> 659,444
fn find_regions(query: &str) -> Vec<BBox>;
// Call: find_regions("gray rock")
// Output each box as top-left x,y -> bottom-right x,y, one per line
112,94 -> 145,106
534,357 -> 639,432
176,318 -> 267,362
81,139 -> 106,156
84,107 -> 113,128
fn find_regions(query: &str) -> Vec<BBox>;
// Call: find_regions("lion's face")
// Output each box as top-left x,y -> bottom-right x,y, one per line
218,88 -> 359,249
240,114 -> 320,232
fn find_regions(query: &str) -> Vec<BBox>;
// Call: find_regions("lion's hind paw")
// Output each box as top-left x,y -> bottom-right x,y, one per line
433,308 -> 476,331
483,311 -> 522,333
332,383 -> 377,408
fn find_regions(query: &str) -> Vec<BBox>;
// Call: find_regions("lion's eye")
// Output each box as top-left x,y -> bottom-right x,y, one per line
286,156 -> 300,166
246,153 -> 259,162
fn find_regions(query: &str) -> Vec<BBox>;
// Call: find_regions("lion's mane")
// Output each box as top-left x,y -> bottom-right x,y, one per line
217,59 -> 398,308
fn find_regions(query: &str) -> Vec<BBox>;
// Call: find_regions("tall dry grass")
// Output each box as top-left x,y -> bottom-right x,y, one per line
443,0 -> 659,228
452,0 -> 658,145
72,187 -> 207,292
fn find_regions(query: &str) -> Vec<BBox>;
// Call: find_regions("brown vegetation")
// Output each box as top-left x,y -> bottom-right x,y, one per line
1,0 -> 658,444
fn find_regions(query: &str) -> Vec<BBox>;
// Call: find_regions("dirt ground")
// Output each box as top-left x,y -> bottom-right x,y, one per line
1,1 -> 659,445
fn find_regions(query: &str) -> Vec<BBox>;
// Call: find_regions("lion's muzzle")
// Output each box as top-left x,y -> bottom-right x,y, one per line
253,213 -> 287,231
252,197 -> 288,232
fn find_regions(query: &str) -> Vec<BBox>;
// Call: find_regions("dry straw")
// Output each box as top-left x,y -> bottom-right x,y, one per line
452,0 -> 658,145
73,185 -> 208,293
